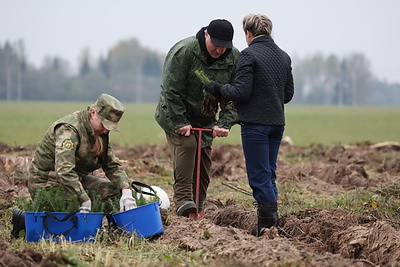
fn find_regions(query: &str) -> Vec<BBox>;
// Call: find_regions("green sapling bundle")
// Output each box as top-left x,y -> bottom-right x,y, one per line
195,69 -> 226,117
195,70 -> 211,85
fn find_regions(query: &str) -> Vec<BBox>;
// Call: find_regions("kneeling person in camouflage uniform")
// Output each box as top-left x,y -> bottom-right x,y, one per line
28,93 -> 136,213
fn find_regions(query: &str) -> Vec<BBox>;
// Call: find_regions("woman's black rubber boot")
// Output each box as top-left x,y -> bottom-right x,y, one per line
257,202 -> 278,237
11,208 -> 26,239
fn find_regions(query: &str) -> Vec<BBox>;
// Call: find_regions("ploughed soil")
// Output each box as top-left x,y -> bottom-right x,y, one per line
0,140 -> 400,266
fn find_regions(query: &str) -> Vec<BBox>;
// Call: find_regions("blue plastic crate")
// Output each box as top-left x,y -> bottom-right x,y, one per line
25,212 -> 104,242
112,202 -> 164,238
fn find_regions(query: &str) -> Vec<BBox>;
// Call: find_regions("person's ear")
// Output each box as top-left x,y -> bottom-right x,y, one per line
90,108 -> 96,118
245,30 -> 251,38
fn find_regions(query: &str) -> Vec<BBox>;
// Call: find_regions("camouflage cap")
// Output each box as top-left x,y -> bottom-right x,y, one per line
94,94 -> 125,131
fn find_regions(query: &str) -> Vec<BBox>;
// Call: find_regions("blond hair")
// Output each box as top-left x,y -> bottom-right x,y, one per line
242,14 -> 273,37
89,106 -> 104,156
92,135 -> 104,156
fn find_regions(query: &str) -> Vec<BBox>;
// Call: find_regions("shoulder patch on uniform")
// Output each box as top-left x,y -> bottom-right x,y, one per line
62,139 -> 74,150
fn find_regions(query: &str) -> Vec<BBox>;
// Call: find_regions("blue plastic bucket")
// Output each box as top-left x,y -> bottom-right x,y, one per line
25,212 -> 104,242
112,202 -> 164,238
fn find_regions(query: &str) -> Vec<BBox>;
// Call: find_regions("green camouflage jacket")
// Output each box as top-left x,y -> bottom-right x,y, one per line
29,108 -> 129,203
155,36 -> 239,147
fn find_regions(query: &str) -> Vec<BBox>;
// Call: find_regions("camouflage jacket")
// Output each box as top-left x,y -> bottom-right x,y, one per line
155,35 -> 239,147
29,108 -> 129,203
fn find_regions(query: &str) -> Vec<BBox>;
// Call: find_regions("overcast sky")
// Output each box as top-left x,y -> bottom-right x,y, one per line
1,0 -> 399,83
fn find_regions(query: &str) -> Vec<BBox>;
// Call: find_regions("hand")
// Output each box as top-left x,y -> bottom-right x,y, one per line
120,188 -> 137,212
79,199 -> 91,213
212,126 -> 229,138
175,125 -> 192,136
204,82 -> 222,97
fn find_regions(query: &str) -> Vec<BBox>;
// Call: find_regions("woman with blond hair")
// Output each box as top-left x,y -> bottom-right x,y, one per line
203,14 -> 294,236
28,94 -> 136,213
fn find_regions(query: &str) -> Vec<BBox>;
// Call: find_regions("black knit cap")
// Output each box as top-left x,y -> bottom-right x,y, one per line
207,19 -> 234,48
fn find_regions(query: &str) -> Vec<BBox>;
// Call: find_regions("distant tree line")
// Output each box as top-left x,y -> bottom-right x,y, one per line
0,39 -> 163,102
292,53 -> 400,105
1,39 -> 399,105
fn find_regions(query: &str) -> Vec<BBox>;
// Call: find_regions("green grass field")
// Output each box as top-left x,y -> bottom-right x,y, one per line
0,101 -> 399,147
1,101 -> 400,266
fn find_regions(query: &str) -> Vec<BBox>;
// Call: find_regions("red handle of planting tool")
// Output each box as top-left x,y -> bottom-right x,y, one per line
190,128 -> 212,215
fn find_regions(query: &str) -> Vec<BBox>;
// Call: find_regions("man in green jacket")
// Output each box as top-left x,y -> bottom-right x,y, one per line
155,19 -> 239,218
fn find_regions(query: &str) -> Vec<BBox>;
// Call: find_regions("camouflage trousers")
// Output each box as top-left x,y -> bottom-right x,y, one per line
28,169 -> 120,202
166,132 -> 212,213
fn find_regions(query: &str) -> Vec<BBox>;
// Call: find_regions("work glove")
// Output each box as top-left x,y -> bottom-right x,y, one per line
79,199 -> 91,213
204,82 -> 222,97
120,188 -> 137,212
